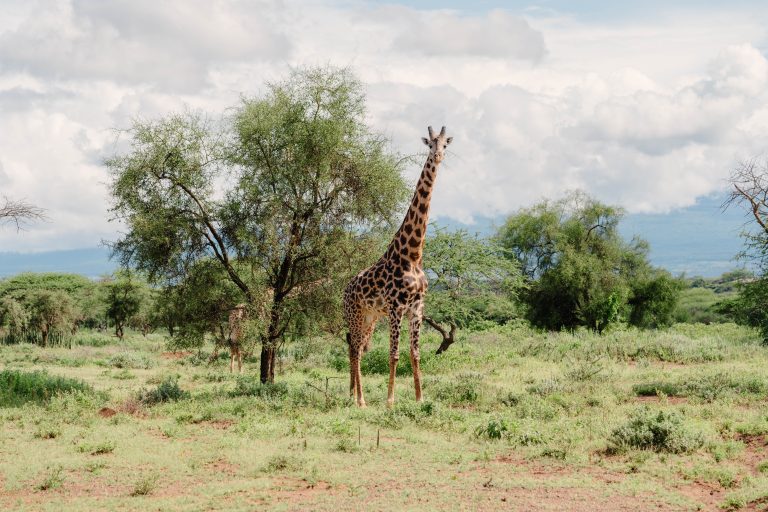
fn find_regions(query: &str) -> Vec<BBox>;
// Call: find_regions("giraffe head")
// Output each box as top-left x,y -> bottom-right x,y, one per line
421,125 -> 452,164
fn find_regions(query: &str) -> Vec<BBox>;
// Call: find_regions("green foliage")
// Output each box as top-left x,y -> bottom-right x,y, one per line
633,373 -> 767,401
162,259 -> 259,352
609,408 -> 705,454
107,66 -> 409,382
138,377 -> 190,405
0,296 -> 28,338
0,369 -> 94,407
0,272 -> 103,331
475,418 -> 510,440
628,272 -> 684,328
722,277 -> 768,343
108,352 -> 154,370
263,454 -> 304,473
104,270 -> 148,339
674,287 -> 732,324
430,372 -> 485,405
229,377 -> 289,399
329,341 -> 437,376
130,473 -> 159,496
498,191 -> 680,332
36,465 -> 65,491
423,227 -> 521,347
0,272 -> 93,302
26,289 -> 78,346
78,441 -> 116,455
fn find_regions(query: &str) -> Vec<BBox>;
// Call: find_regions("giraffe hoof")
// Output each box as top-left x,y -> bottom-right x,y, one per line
357,401 -> 367,408
386,399 -> 395,409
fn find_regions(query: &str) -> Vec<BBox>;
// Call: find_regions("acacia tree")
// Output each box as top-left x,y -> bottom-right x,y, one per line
27,290 -> 77,346
423,227 -> 521,353
108,67 -> 407,383
499,191 -> 680,332
104,270 -> 146,339
724,159 -> 768,341
0,297 -> 28,342
725,159 -> 768,262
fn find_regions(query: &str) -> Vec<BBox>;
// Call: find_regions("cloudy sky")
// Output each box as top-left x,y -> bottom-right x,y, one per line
1,0 -> 767,255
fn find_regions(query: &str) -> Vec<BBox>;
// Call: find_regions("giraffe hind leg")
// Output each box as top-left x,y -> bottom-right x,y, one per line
387,308 -> 404,408
347,329 -> 366,407
408,305 -> 424,402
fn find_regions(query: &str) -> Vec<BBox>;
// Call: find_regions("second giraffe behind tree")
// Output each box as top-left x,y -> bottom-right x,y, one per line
343,125 -> 453,407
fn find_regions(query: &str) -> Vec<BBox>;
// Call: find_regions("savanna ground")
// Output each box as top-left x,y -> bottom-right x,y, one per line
1,323 -> 768,511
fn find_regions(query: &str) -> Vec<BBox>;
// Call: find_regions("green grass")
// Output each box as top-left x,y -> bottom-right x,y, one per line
0,369 -> 94,407
1,324 -> 768,510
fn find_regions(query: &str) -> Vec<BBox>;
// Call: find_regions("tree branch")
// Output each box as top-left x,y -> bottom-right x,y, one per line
0,197 -> 47,231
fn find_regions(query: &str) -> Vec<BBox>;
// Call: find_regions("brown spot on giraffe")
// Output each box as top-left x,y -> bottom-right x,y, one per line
343,125 -> 453,407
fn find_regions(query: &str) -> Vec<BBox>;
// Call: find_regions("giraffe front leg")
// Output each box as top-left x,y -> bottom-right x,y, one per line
387,309 -> 403,408
348,346 -> 356,399
354,353 -> 366,407
409,304 -> 424,402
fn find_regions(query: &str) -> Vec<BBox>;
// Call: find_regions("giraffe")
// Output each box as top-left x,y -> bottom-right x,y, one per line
343,125 -> 452,407
227,304 -> 247,373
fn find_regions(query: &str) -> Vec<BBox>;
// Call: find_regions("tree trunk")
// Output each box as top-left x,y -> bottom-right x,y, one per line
260,343 -> 276,383
41,327 -> 49,347
424,316 -> 457,354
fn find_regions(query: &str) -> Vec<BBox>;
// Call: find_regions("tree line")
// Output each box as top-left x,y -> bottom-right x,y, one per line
2,66 -> 767,381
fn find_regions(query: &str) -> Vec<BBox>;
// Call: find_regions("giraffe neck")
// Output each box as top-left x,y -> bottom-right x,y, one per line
387,154 -> 439,265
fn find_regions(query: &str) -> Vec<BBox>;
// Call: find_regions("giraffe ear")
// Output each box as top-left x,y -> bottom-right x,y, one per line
446,137 -> 453,145
422,137 -> 430,146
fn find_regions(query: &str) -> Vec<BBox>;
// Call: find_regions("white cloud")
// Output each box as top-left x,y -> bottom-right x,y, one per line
0,0 -> 291,91
391,9 -> 546,61
0,0 -> 767,251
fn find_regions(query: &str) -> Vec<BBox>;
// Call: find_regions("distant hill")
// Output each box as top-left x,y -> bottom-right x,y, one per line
0,247 -> 116,279
0,194 -> 755,279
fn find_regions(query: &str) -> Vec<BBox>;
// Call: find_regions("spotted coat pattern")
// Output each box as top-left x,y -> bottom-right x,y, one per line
343,126 -> 452,407
227,304 -> 247,373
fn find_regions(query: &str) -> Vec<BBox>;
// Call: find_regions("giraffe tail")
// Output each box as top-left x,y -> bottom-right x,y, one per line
346,332 -> 351,346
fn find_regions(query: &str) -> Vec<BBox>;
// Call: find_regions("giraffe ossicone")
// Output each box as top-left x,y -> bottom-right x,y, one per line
343,125 -> 452,407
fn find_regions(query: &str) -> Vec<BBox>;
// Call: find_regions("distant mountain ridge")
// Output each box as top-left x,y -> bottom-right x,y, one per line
0,195 -> 754,279
0,247 -> 116,279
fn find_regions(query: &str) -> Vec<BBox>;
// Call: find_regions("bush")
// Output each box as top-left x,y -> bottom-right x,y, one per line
108,352 -> 153,370
73,331 -> 114,347
527,377 -> 563,397
633,373 -> 767,401
229,376 -> 289,399
475,418 -> 510,440
263,454 -> 304,473
36,466 -> 65,491
78,441 -> 116,455
138,377 -> 189,405
431,372 -> 485,405
130,473 -> 159,496
608,408 -> 704,454
0,369 -> 94,407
